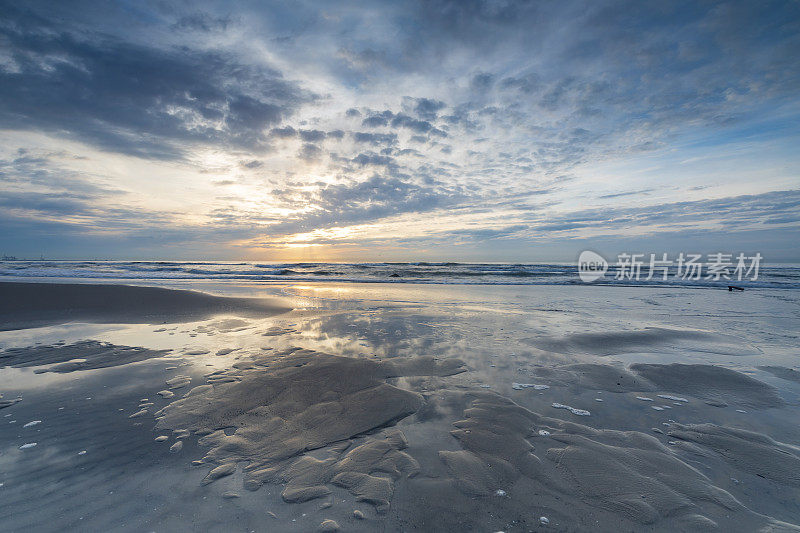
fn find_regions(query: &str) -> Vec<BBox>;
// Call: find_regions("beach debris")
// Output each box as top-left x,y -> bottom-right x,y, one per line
512,383 -> 549,391
728,285 -> 744,291
551,403 -> 590,416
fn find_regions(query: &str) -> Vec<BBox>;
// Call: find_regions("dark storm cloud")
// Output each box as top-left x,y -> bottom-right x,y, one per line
0,4 -> 313,159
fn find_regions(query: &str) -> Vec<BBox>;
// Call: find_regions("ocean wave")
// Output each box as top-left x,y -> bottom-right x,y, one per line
0,260 -> 797,289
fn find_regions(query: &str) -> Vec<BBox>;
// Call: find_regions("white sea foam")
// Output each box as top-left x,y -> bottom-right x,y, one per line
658,394 -> 688,402
512,383 -> 549,390
552,403 -> 590,416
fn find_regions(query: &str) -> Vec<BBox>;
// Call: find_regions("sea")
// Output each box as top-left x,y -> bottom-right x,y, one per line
1,260 -> 798,289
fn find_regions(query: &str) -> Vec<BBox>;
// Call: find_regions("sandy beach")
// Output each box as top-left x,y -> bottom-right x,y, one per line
3,0 -> 799,530
1,279 -> 799,532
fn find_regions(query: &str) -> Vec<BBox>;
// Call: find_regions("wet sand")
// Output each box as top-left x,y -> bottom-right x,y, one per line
1,281 -> 800,531
0,282 -> 289,331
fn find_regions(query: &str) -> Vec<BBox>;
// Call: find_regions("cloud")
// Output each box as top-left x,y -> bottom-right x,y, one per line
171,12 -> 233,32
351,153 -> 395,167
0,4 -> 313,159
408,97 -> 446,120
0,1 -> 798,259
524,190 -> 800,235
299,129 -> 326,142
249,174 -> 469,239
352,132 -> 398,146
390,114 -> 448,137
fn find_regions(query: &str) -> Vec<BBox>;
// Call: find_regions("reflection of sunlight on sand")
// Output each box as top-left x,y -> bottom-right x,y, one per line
2,282 -> 800,531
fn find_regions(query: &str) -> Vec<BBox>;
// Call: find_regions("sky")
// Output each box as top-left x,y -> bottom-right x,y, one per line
1,0 -> 799,262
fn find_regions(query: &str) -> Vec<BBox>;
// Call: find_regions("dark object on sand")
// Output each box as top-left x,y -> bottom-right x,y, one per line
389,273 -> 400,277
728,285 -> 745,291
